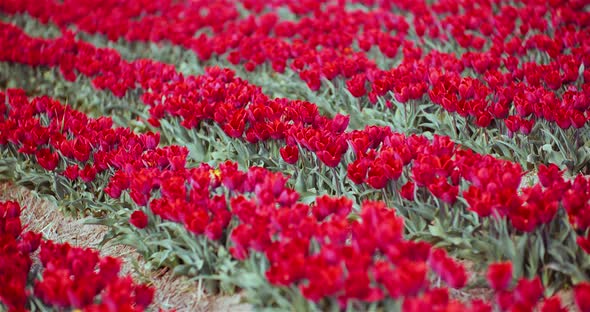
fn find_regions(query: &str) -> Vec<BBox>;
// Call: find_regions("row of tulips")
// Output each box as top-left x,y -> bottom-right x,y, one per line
0,22 -> 586,245
0,200 -> 155,312
6,90 -> 590,311
0,88 -> 475,309
1,0 -> 589,137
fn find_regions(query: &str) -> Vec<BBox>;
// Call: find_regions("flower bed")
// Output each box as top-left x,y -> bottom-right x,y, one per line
1,1 -> 590,311
2,0 -> 589,172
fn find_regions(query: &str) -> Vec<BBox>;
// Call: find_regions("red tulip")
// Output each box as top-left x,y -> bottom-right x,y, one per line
62,165 -> 79,180
134,285 -> 155,309
400,182 -> 415,200
346,74 -> 367,98
279,145 -> 299,164
513,277 -> 543,307
486,261 -> 513,291
79,164 -> 97,183
129,210 -> 148,229
541,296 -> 567,312
36,148 -> 59,171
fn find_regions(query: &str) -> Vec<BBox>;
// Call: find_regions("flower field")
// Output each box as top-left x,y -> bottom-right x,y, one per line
1,0 -> 590,311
